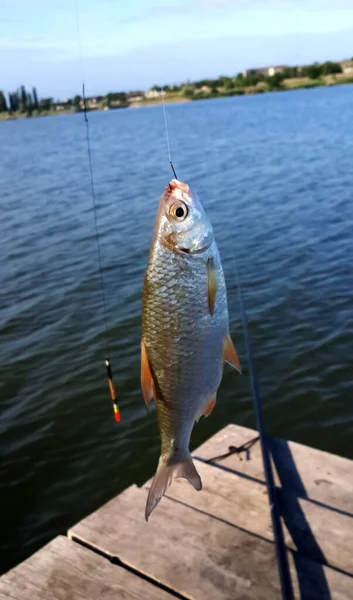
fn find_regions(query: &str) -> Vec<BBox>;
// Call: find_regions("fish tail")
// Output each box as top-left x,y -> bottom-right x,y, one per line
145,453 -> 202,521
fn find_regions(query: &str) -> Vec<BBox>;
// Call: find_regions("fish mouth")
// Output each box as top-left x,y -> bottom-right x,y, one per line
179,241 -> 212,255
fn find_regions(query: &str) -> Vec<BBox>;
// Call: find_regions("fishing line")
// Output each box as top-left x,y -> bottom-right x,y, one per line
161,88 -> 178,179
234,262 -> 294,600
74,0 -> 120,422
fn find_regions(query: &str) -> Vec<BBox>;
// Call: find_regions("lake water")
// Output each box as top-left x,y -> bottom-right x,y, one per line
1,85 -> 353,574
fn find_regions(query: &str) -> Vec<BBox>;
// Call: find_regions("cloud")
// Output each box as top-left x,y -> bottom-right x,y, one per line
99,0 -> 353,27
0,35 -> 77,65
11,26 -> 351,98
205,0 -> 353,6
107,3 -> 200,25
0,36 -> 69,50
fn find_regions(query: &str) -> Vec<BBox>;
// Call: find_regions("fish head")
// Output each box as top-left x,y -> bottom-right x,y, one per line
156,179 -> 213,255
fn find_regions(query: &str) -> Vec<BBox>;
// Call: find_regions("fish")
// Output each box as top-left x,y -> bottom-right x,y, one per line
141,178 -> 241,520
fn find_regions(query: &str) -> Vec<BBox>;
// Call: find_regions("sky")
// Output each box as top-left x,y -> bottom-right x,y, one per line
1,0 -> 353,99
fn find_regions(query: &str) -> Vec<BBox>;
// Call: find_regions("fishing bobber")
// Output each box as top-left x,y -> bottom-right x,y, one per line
105,358 -> 121,422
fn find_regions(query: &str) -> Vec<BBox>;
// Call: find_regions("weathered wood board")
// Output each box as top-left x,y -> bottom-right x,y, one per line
193,424 -> 353,515
69,483 -> 353,600
70,484 -> 283,600
0,536 -> 174,600
155,458 -> 353,576
2,424 -> 353,600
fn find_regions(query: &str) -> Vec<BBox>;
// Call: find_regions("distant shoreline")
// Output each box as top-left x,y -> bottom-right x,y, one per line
1,75 -> 353,121
129,96 -> 191,108
0,98 -> 191,120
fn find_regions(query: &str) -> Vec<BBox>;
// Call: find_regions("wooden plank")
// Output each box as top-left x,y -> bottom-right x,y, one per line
69,484 -> 282,600
157,460 -> 353,576
289,554 -> 352,600
0,536 -> 174,600
69,484 -> 352,600
193,424 -> 353,515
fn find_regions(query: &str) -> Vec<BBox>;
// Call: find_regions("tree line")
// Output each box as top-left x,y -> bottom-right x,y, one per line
179,61 -> 346,98
0,85 -> 132,115
0,85 -> 55,115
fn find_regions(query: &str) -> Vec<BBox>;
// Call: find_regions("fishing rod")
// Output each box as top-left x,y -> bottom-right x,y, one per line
75,2 -> 121,422
235,265 -> 294,600
160,86 -> 293,598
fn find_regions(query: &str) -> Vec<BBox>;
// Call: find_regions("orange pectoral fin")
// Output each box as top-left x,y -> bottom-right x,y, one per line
141,339 -> 155,408
223,335 -> 242,374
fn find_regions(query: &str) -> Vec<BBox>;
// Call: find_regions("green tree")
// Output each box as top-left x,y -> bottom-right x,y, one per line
236,72 -> 265,87
321,61 -> 342,75
194,78 -> 216,88
8,92 -> 19,112
73,95 -> 81,109
151,85 -> 162,92
26,93 -> 33,115
182,85 -> 195,98
219,76 -> 234,89
40,97 -> 53,111
224,79 -> 235,90
282,66 -> 298,79
105,92 -> 127,106
302,64 -> 322,79
19,85 -> 27,112
0,91 -> 7,112
32,87 -> 39,109
266,72 -> 284,90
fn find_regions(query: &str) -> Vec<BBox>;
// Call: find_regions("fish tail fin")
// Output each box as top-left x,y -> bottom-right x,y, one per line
145,454 -> 202,521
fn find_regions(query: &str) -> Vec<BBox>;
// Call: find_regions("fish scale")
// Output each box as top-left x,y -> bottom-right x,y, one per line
144,245 -> 222,410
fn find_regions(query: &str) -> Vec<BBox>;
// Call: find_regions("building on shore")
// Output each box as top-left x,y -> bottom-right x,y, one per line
243,65 -> 287,78
194,85 -> 211,94
55,99 -> 72,111
340,60 -> 353,75
144,89 -> 163,99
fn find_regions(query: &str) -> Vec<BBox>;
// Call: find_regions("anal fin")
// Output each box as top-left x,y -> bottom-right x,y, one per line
141,339 -> 155,408
196,394 -> 217,422
223,334 -> 242,374
203,394 -> 216,417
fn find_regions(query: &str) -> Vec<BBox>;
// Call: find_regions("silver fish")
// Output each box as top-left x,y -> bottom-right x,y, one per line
141,179 -> 241,520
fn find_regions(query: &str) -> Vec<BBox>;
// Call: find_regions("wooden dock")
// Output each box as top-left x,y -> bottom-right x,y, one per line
1,424 -> 353,599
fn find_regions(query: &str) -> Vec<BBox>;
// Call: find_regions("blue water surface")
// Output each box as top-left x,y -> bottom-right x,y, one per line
1,84 -> 353,573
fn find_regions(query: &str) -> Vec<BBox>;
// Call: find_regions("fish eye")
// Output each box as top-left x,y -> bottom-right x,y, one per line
170,201 -> 188,221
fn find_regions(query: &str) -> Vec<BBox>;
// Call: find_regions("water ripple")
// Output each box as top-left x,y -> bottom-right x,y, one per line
1,85 -> 353,573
